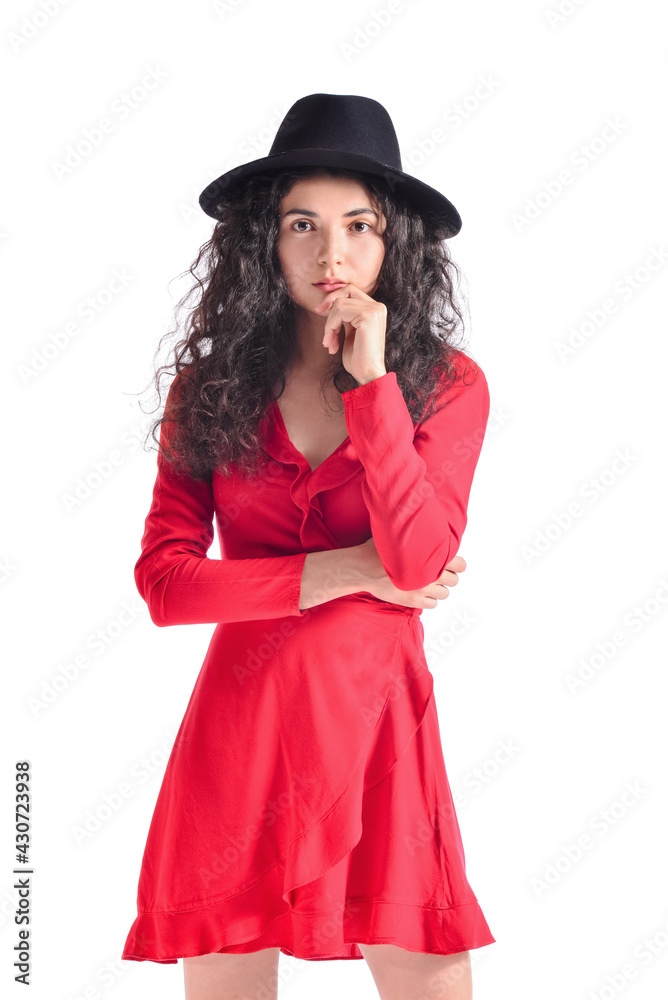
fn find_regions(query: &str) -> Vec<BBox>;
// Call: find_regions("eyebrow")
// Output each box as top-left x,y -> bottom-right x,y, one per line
282,207 -> 379,219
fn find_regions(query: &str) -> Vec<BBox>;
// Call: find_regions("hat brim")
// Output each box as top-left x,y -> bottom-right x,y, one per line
198,148 -> 462,237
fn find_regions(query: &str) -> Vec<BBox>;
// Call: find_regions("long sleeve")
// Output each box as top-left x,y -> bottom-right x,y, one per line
342,359 -> 490,592
134,382 -> 307,628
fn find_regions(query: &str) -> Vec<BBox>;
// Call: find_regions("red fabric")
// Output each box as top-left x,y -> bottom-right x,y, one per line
122,350 -> 495,963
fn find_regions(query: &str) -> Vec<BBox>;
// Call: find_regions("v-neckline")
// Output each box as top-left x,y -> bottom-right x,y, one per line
271,399 -> 350,474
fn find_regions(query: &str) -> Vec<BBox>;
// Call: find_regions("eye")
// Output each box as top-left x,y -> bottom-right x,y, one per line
288,220 -> 372,233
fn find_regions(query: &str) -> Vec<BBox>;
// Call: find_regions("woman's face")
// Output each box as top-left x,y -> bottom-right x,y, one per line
277,174 -> 387,314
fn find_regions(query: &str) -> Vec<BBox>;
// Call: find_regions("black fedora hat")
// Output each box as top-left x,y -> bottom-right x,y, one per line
198,93 -> 462,238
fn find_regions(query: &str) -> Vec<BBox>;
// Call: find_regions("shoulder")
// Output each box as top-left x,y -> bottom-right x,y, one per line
441,348 -> 487,388
432,348 -> 489,405
413,348 -> 489,429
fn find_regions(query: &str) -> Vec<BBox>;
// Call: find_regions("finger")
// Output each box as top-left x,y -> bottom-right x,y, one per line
445,555 -> 466,572
316,285 -> 369,317
315,289 -> 347,312
325,323 -> 345,354
322,318 -> 335,351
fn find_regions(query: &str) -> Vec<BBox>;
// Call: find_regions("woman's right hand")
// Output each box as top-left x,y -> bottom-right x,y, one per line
355,537 -> 466,610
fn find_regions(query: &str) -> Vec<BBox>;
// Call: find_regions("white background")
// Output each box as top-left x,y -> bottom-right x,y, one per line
2,0 -> 667,998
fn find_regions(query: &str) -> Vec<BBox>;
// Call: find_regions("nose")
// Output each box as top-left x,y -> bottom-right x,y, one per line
317,226 -> 343,266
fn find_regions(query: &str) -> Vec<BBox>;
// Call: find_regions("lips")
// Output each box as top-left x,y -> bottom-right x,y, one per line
314,281 -> 347,292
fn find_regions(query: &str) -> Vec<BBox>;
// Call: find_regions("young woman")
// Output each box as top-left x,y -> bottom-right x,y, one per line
121,94 -> 495,1000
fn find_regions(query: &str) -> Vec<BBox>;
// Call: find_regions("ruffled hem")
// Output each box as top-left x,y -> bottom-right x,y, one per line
122,725 -> 409,962
122,897 -> 495,963
122,688 -> 496,965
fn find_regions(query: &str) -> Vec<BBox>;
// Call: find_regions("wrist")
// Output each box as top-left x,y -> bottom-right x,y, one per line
299,546 -> 372,610
338,543 -> 376,595
347,540 -> 387,588
355,369 -> 387,386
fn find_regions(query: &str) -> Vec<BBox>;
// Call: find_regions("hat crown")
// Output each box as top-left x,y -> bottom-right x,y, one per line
198,92 -> 461,237
268,94 -> 402,170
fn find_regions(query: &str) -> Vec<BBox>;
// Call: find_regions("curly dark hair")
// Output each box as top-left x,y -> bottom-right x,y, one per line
142,164 -> 475,481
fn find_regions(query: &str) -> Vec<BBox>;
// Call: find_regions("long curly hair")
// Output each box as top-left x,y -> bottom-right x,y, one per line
143,164 -> 475,481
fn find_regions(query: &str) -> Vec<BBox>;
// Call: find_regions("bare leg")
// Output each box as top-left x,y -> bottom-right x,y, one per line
183,947 -> 281,1000
358,943 -> 472,1000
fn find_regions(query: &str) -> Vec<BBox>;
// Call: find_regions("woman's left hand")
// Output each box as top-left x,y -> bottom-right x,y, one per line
314,283 -> 387,385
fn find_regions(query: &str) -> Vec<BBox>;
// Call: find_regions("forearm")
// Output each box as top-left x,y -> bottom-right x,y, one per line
341,365 -> 490,591
298,543 -> 378,611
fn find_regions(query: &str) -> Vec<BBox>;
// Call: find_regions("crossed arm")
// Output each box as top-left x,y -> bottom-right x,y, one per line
134,359 -> 490,626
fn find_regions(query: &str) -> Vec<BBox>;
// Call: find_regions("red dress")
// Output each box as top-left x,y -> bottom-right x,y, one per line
121,351 -> 495,964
